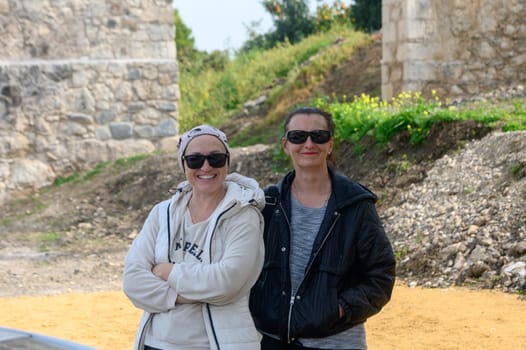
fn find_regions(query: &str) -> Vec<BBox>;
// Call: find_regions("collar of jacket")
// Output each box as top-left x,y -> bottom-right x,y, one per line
277,167 -> 377,209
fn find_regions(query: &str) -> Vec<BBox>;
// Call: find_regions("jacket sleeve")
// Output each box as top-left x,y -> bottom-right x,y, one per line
167,207 -> 264,305
338,200 -> 396,324
122,203 -> 178,313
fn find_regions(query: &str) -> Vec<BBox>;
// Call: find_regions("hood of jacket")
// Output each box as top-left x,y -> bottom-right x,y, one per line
171,172 -> 265,213
277,167 -> 377,209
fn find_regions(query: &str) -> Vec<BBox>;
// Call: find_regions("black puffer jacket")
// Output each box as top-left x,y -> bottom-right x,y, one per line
249,168 -> 396,343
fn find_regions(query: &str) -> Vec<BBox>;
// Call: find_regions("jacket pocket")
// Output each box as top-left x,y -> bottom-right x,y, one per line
249,266 -> 282,335
292,283 -> 340,337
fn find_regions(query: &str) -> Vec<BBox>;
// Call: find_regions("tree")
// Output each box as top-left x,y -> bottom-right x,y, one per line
314,1 -> 353,32
173,9 -> 196,59
351,0 -> 382,32
239,19 -> 275,53
262,0 -> 315,45
174,9 -> 230,73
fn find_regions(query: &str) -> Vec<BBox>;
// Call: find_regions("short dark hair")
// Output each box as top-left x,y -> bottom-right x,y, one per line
283,107 -> 335,137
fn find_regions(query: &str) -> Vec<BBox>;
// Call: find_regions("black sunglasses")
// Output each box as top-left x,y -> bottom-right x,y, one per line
183,153 -> 229,169
286,130 -> 332,144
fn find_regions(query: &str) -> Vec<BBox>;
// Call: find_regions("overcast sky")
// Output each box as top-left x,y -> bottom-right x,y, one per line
172,0 -> 333,52
172,0 -> 273,52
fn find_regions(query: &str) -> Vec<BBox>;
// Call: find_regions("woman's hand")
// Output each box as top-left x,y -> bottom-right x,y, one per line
339,304 -> 345,318
176,295 -> 195,304
152,263 -> 197,304
152,262 -> 173,281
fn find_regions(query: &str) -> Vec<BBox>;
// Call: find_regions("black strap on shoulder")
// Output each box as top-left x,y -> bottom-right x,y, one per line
262,185 -> 280,222
264,185 -> 280,205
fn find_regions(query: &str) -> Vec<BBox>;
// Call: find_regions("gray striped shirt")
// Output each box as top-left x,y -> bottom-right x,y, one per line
290,195 -> 366,350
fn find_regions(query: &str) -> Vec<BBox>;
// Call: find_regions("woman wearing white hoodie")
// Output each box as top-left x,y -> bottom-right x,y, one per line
123,125 -> 265,350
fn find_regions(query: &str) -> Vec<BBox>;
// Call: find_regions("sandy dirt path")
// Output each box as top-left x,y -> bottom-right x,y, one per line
0,283 -> 524,350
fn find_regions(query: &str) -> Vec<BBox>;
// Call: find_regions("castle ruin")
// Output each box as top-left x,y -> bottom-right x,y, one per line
0,0 -> 179,203
382,0 -> 526,100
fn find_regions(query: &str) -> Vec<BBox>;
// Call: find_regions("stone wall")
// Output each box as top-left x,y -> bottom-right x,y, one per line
0,0 -> 179,203
382,0 -> 526,100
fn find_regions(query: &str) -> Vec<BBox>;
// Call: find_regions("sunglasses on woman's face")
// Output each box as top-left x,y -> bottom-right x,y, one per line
286,130 -> 331,144
183,153 -> 229,169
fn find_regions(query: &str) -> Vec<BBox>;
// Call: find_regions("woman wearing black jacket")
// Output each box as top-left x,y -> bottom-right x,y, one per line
250,107 -> 396,350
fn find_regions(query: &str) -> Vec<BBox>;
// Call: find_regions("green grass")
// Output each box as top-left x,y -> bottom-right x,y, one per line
53,173 -> 81,186
2,153 -> 153,227
38,232 -> 62,252
267,92 -> 525,165
85,161 -> 111,180
178,25 -> 370,132
114,154 -> 149,167
394,245 -> 409,264
511,162 -> 525,180
386,154 -> 412,177
313,93 -> 526,149
52,154 -> 151,188
0,196 -> 47,226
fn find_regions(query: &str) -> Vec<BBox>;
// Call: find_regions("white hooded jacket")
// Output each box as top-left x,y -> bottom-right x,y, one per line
123,173 -> 265,350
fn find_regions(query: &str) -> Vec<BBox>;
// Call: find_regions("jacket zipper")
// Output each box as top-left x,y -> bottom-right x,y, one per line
285,208 -> 342,343
205,202 -> 236,350
276,201 -> 295,344
138,313 -> 153,349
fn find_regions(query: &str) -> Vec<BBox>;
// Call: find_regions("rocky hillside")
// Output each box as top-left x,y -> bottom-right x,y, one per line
385,131 -> 526,293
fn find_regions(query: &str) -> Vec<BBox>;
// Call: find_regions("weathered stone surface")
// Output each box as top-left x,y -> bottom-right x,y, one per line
0,1 -> 179,203
0,0 -> 175,60
9,158 -> 54,190
382,0 -> 526,100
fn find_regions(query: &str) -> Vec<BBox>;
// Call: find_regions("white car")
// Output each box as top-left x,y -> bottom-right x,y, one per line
0,326 -> 97,349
